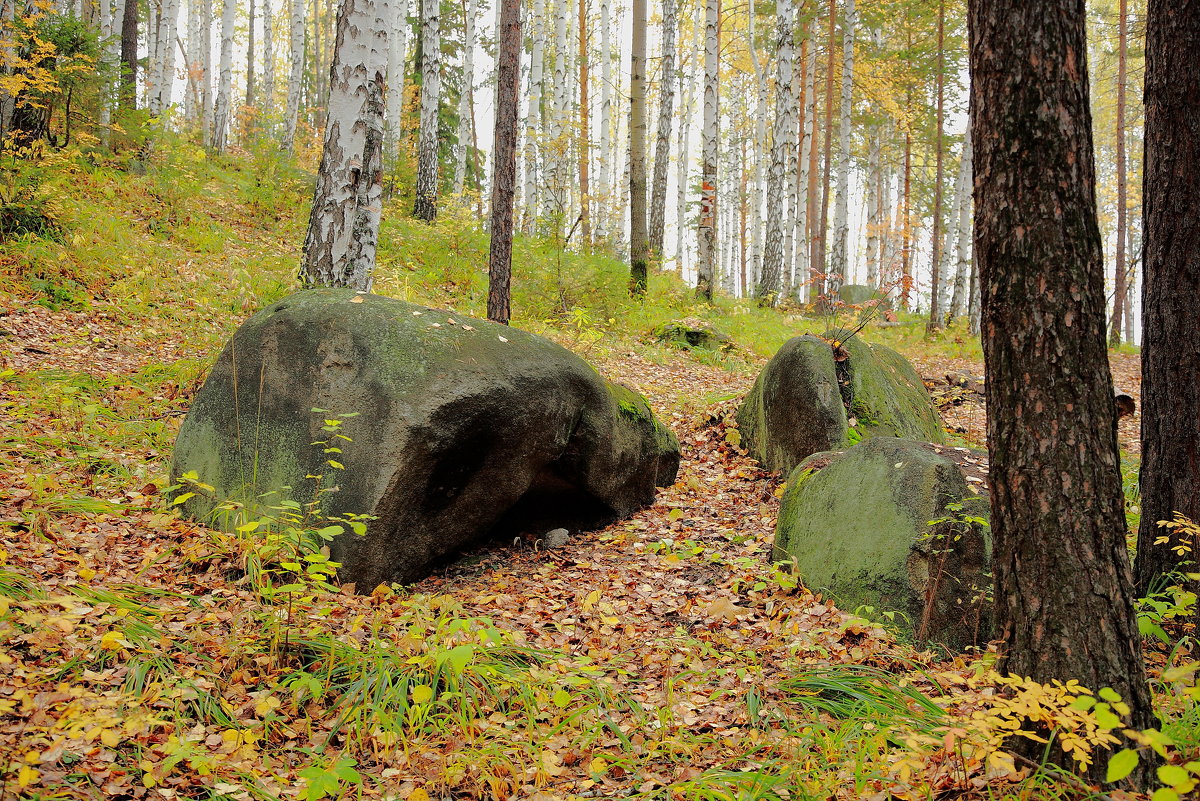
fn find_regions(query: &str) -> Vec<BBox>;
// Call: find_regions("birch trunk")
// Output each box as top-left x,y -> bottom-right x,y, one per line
300,0 -> 389,290
523,0 -> 545,230
756,0 -> 795,304
578,0 -> 590,242
748,0 -> 767,288
210,0 -> 236,151
596,0 -> 611,239
159,0 -> 178,113
200,0 -> 212,138
98,0 -> 114,142
829,0 -> 853,292
675,21 -> 697,276
629,0 -> 649,293
863,29 -> 882,286
283,0 -> 305,150
697,0 -> 719,300
184,0 -> 198,122
551,0 -> 568,217
264,0 -> 275,116
384,0 -> 409,156
453,0 -> 476,194
793,20 -> 814,302
247,0 -> 257,108
926,0 -> 945,333
413,0 -> 441,221
947,127 -> 972,321
1109,0 -> 1128,346
648,0 -> 677,258
783,18 -> 803,295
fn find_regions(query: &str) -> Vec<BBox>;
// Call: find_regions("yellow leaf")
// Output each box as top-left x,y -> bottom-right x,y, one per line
99,630 -> 125,651
407,789 -> 430,801
582,589 -> 601,612
588,756 -> 608,776
17,766 -> 39,789
350,296 -> 364,303
411,684 -> 433,704
78,567 -> 96,580
100,728 -> 121,747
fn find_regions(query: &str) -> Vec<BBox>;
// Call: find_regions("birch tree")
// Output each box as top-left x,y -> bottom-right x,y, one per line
747,0 -> 767,287
676,20 -> 698,275
453,0 -> 477,194
384,0 -> 409,156
200,0 -> 213,138
629,0 -> 649,294
264,0 -> 275,116
596,0 -> 611,240
283,0 -> 306,150
947,127 -> 972,321
648,0 -> 677,258
210,0 -> 236,152
829,0 -> 854,292
1109,0 -> 1129,346
523,0 -> 545,230
413,0 -> 441,221
300,0 -> 390,290
697,0 -> 719,300
926,0 -> 946,333
756,0 -> 796,304
792,20 -> 813,301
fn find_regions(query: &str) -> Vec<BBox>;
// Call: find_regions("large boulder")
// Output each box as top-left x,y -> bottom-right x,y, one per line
652,318 -> 735,352
736,331 -> 943,474
836,284 -> 891,309
773,437 -> 991,651
171,288 -> 680,590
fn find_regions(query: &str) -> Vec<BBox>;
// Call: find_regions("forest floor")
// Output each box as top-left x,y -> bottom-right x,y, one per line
0,145 -> 1189,800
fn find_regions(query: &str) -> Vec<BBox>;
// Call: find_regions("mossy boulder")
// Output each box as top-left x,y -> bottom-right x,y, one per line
171,288 -> 680,590
736,331 -> 944,474
652,318 -> 734,352
773,437 -> 992,651
837,284 -> 892,309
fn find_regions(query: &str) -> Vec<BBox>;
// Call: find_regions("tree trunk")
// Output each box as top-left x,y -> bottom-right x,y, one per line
648,0 -> 676,259
264,0 -> 275,116
283,0 -> 306,151
676,22 -> 697,276
1136,0 -> 1200,608
247,0 -> 257,109
757,0 -> 796,305
806,25 -> 820,300
864,40 -> 881,288
577,0 -> 590,243
697,0 -> 719,301
1109,0 -> 1128,347
200,0 -> 213,139
299,0 -> 389,291
98,0 -> 114,141
947,126 -> 972,321
120,0 -> 138,109
814,0 -> 836,303
596,0 -> 611,240
523,0 -> 545,231
487,0 -> 521,324
210,0 -> 236,151
453,0 -> 476,194
384,0 -> 409,157
628,0 -> 649,294
747,0 -> 767,290
829,0 -> 853,293
792,18 -> 812,302
413,0 -> 441,221
926,0 -> 945,333
970,0 -> 1154,784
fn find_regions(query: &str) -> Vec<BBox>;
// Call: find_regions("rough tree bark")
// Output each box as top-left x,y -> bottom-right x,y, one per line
453,0 -> 477,194
926,0 -> 945,334
628,0 -> 649,294
649,0 -> 677,259
947,127 -> 972,321
210,0 -> 236,151
413,0 -> 441,221
523,0 -> 545,231
756,0 -> 796,305
283,0 -> 306,151
384,0 -> 409,158
299,0 -> 389,291
120,0 -> 138,109
829,0 -> 853,292
487,0 -> 521,324
578,0 -> 590,243
970,0 -> 1155,784
1136,0 -> 1200,606
1109,0 -> 1128,347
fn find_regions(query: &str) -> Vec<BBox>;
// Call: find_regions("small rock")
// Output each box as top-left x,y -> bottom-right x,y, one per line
542,528 -> 571,549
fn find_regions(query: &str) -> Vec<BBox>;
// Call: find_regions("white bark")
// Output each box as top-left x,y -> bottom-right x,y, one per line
596,0 -> 611,240
747,0 -> 767,289
551,0 -> 568,214
147,0 -> 159,112
523,0 -> 545,229
829,0 -> 854,288
453,0 -> 476,193
675,20 -> 697,276
263,0 -> 275,115
283,0 -> 305,150
98,0 -> 115,142
300,0 -> 390,290
156,0 -> 179,113
413,0 -> 441,219
948,126 -> 972,319
793,21 -> 815,302
648,0 -> 676,255
697,0 -> 719,299
200,0 -> 213,139
210,0 -> 236,151
757,0 -> 795,303
184,0 -> 199,122
384,0 -> 408,155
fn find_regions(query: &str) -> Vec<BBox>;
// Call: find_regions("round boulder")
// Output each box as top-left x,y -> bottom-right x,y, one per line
773,437 -> 991,651
171,288 -> 681,590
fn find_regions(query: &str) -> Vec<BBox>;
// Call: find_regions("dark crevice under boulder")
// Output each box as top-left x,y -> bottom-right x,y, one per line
773,437 -> 992,651
172,288 -> 680,590
652,318 -> 735,352
736,330 -> 944,474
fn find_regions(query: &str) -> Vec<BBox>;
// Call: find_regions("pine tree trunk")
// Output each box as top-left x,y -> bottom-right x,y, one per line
829,0 -> 853,292
283,0 -> 305,150
488,0 -> 521,323
384,0 -> 408,155
926,0 -> 945,333
120,0 -> 138,108
413,0 -> 441,220
453,0 -> 476,194
628,0 -> 649,294
757,0 -> 795,304
1136,0 -> 1200,608
648,0 -> 677,259
1109,0 -> 1128,347
210,0 -> 236,151
523,0 -> 545,231
971,0 -> 1155,784
300,0 -> 389,291
697,0 -> 719,300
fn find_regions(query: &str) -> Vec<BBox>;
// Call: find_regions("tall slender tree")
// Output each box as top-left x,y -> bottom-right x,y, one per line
1136,0 -> 1200,606
120,0 -> 138,108
523,0 -> 546,230
453,0 -> 477,194
970,0 -> 1154,783
1109,0 -> 1129,347
247,0 -> 257,108
577,0 -> 591,243
757,0 -> 796,304
926,0 -> 945,333
829,0 -> 854,291
488,0 -> 522,324
300,0 -> 390,290
697,0 -> 719,300
413,0 -> 441,221
649,0 -> 678,258
210,0 -> 236,151
283,0 -> 306,151
815,0 -> 836,301
628,0 -> 649,294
